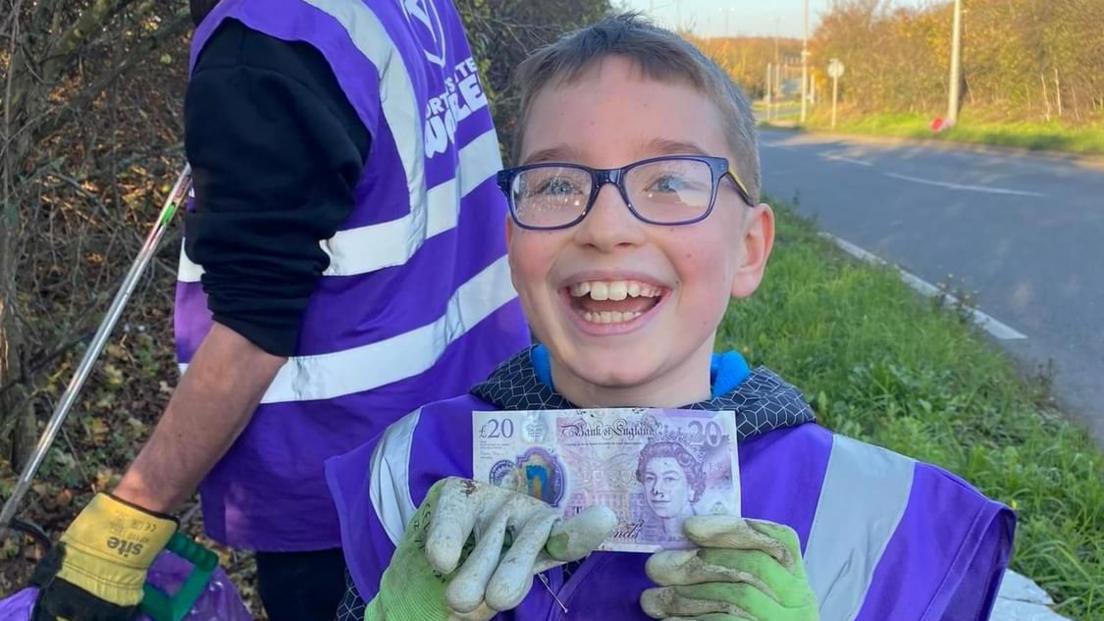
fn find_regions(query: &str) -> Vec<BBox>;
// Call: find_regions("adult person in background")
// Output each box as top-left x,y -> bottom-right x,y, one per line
29,1 -> 528,619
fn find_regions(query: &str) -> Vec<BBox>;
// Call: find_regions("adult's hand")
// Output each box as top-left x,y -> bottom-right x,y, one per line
33,323 -> 283,620
367,477 -> 617,621
30,494 -> 177,621
640,516 -> 819,621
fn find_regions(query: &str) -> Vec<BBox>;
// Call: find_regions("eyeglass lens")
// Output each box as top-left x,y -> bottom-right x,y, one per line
510,158 -> 715,228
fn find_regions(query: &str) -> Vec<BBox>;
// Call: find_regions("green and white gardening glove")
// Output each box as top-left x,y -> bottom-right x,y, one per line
366,477 -> 617,621
640,516 -> 819,621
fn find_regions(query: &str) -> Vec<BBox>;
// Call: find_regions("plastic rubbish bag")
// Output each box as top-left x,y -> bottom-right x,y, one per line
0,550 -> 253,620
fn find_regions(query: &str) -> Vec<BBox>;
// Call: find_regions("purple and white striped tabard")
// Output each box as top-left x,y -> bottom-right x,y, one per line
174,0 -> 529,551
327,351 -> 1015,620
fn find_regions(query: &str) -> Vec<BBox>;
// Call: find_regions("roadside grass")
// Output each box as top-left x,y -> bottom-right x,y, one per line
717,202 -> 1104,620
789,110 -> 1104,156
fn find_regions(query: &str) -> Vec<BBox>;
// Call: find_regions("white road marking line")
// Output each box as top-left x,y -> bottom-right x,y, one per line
883,172 -> 1045,197
821,154 -> 874,167
760,142 -> 798,150
819,232 -> 1028,341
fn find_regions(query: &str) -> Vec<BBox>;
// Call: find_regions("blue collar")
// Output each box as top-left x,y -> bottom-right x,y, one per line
529,343 -> 750,398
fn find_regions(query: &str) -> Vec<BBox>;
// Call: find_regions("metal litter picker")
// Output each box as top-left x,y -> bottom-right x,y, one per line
0,165 -> 243,621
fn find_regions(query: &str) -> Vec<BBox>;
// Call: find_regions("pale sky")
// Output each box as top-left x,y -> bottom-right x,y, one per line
616,0 -> 929,39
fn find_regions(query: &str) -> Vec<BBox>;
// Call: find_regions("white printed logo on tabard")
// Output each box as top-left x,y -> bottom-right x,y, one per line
402,0 -> 446,68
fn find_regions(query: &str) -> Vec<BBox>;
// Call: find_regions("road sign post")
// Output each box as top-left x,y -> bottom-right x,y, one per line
828,58 -> 845,129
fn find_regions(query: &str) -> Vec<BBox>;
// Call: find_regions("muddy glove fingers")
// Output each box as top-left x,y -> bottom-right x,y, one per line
426,478 -> 497,573
427,478 -> 541,572
367,479 -> 504,621
452,502 -> 617,611
428,478 -> 617,615
432,477 -> 550,606
446,510 -> 513,613
482,504 -> 618,607
543,505 -> 619,563
483,510 -> 560,610
641,582 -> 798,621
646,549 -> 778,597
641,516 -> 818,621
446,503 -> 557,613
682,516 -> 798,570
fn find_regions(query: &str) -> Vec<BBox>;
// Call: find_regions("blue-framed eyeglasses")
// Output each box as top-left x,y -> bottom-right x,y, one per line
496,155 -> 755,231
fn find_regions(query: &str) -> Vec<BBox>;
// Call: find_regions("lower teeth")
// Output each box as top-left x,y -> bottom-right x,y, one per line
583,310 -> 642,324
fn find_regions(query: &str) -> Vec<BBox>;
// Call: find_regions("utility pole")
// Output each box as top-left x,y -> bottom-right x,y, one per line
766,62 -> 773,121
831,69 -> 839,128
774,17 -> 780,70
773,17 -> 781,118
828,58 -> 844,129
946,0 -> 963,125
800,0 -> 809,123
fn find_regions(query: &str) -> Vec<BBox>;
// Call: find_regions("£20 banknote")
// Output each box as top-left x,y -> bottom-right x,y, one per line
473,408 -> 740,552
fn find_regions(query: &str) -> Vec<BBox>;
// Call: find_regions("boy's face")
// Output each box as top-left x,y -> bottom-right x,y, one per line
509,56 -> 774,406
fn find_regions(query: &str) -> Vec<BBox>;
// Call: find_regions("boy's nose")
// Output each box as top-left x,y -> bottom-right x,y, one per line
573,184 -> 646,250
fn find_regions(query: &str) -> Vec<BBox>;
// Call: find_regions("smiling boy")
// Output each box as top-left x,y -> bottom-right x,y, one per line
326,14 -> 1014,621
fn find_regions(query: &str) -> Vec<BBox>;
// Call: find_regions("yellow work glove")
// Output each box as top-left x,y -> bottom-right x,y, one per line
30,492 -> 178,621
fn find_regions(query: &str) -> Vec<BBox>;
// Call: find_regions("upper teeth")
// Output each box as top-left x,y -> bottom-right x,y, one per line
569,280 -> 661,301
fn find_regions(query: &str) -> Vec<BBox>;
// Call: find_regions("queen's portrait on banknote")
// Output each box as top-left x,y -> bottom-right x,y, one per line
635,436 -> 707,540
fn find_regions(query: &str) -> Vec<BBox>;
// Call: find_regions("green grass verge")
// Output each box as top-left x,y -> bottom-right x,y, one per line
795,111 -> 1104,156
716,203 -> 1104,620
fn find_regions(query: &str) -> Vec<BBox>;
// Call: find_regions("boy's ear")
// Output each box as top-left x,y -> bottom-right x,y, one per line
731,203 -> 775,299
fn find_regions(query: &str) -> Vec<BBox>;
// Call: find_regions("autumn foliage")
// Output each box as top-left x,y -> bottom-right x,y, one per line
696,0 -> 1104,125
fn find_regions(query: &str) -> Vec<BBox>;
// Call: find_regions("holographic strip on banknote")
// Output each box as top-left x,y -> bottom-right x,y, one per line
473,408 -> 740,552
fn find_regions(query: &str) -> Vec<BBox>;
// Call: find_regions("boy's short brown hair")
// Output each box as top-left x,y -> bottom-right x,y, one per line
512,12 -> 761,201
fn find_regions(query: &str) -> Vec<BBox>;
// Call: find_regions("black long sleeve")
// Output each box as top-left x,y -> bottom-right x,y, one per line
183,19 -> 371,356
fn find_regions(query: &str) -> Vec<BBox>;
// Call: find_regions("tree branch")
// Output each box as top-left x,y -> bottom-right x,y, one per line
44,0 -> 136,78
32,8 -> 190,147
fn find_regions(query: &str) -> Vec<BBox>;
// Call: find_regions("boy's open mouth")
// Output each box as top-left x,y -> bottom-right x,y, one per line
566,279 -> 664,324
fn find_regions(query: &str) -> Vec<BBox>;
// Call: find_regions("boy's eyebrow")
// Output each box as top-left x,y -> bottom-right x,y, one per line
521,139 -> 712,166
522,145 -> 579,165
644,138 -> 711,157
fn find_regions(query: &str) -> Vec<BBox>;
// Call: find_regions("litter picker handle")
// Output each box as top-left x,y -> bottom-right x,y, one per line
139,532 -> 219,621
0,165 -> 191,536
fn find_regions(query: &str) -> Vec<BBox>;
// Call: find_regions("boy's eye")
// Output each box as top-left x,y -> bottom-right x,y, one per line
532,175 -> 586,197
645,175 -> 691,194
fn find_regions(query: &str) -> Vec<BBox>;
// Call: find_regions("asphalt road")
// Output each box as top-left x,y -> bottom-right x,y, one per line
758,128 -> 1104,445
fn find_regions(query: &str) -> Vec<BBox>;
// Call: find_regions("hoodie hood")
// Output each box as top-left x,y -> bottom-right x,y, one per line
471,345 -> 816,441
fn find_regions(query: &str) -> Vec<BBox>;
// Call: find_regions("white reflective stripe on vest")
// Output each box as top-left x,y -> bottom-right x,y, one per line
178,254 -> 516,403
804,434 -> 915,621
307,0 -> 426,264
370,408 -> 422,546
176,129 -> 502,282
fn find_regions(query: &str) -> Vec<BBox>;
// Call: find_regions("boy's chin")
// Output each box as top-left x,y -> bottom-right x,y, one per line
560,349 -> 661,391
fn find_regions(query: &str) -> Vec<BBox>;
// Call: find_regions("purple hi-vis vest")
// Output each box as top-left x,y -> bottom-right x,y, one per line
175,0 -> 528,551
326,355 -> 1015,620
